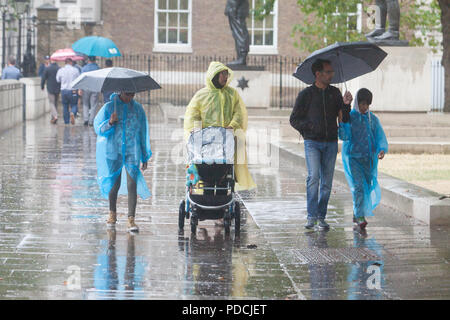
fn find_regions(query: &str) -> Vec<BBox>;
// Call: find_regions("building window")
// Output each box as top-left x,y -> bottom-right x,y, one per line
154,0 -> 192,53
327,3 -> 362,43
249,0 -> 278,55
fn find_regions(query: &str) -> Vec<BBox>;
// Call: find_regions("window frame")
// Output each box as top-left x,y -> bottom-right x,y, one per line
248,0 -> 278,55
153,0 -> 192,53
326,3 -> 362,43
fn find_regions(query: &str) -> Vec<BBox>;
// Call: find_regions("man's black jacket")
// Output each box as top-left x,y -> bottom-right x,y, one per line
290,84 -> 351,142
41,63 -> 61,94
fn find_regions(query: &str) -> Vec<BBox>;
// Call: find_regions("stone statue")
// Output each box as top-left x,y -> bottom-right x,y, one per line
366,0 -> 400,41
225,0 -> 250,66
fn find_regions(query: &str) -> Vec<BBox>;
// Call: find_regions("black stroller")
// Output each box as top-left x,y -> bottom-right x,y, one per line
179,127 -> 240,235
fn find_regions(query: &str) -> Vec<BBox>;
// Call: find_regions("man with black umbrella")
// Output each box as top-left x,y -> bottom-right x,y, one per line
290,59 -> 352,230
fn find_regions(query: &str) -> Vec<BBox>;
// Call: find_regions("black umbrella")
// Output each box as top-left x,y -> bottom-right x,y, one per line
293,42 -> 388,87
70,67 -> 161,93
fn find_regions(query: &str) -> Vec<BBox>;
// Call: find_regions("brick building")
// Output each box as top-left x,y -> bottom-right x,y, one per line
34,0 -> 314,60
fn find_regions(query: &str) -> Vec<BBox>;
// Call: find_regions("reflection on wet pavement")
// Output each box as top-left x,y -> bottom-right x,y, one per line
0,113 -> 448,300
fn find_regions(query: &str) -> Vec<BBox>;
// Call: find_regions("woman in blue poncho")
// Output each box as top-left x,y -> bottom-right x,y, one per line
338,88 -> 388,230
94,92 -> 152,232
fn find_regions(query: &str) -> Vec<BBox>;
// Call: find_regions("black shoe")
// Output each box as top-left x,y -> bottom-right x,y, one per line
318,219 -> 330,230
304,218 -> 317,229
365,28 -> 385,38
84,121 -> 88,126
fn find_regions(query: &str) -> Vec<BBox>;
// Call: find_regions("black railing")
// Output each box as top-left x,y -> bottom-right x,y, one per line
93,54 -> 308,109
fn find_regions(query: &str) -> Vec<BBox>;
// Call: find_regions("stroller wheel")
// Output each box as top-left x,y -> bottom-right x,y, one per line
190,210 -> 198,235
234,202 -> 241,234
178,200 -> 186,231
191,218 -> 197,234
224,218 -> 231,235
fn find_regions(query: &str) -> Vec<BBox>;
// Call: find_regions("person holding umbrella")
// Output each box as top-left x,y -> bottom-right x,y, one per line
71,66 -> 160,232
290,58 -> 352,230
93,91 -> 152,233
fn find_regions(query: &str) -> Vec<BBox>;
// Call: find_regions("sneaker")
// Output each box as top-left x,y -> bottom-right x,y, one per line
127,216 -> 139,232
304,218 -> 317,229
106,211 -> 117,228
70,113 -> 75,125
318,219 -> 330,230
357,217 -> 368,230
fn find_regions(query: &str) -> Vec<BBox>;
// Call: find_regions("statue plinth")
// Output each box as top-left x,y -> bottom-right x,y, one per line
228,67 -> 270,108
367,37 -> 409,47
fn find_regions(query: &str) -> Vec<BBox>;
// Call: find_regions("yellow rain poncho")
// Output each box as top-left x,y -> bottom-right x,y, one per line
184,61 -> 256,191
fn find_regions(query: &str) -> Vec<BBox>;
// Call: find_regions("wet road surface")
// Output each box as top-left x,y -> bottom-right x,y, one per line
0,111 -> 448,299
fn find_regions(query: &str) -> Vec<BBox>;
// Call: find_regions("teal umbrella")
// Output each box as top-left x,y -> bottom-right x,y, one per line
72,36 -> 121,58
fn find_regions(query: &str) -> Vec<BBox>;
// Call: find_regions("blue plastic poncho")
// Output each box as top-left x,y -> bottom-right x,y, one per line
338,98 -> 388,218
94,93 -> 152,200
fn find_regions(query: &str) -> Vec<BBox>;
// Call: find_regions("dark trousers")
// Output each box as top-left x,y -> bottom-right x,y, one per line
228,15 -> 250,57
61,89 -> 78,124
109,170 -> 137,217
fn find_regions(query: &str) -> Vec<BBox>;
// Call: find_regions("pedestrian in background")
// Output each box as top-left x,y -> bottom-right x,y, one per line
1,56 -> 22,80
338,88 -> 388,231
103,59 -> 114,104
56,58 -> 80,125
38,55 -> 50,78
94,92 -> 152,233
290,58 -> 352,230
80,56 -> 100,126
41,57 -> 61,124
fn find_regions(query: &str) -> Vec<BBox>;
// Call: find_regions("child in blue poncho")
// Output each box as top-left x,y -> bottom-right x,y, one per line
338,88 -> 388,230
94,92 -> 152,232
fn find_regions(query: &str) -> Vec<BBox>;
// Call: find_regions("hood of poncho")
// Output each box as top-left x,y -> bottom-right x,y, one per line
205,61 -> 233,90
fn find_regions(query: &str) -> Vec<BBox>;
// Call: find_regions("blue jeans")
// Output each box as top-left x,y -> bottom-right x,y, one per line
304,140 -> 338,220
61,89 -> 79,124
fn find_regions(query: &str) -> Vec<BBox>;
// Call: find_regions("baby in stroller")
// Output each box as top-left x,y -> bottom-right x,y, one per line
179,126 -> 241,235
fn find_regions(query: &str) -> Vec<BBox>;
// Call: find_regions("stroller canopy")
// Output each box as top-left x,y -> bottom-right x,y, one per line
187,127 -> 235,165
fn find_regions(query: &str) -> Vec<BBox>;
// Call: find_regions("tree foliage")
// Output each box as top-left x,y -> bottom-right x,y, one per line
253,0 -> 442,54
401,0 -> 442,51
292,0 -> 367,53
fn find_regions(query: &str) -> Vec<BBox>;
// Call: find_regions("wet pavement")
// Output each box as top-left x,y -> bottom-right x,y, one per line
0,111 -> 449,300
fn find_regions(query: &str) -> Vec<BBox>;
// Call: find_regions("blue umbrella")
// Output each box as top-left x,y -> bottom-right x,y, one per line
293,42 -> 387,87
72,36 -> 121,58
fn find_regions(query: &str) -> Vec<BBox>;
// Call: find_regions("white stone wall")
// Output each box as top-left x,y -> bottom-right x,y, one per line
0,77 -> 49,133
0,80 -> 23,133
19,77 -> 49,120
346,47 -> 433,112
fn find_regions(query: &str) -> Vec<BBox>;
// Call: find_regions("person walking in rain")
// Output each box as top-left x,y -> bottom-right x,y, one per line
338,88 -> 388,230
56,58 -> 80,125
184,61 -> 256,222
41,57 -> 61,124
102,59 -> 114,104
290,58 -> 352,230
2,56 -> 22,80
80,56 -> 100,126
93,91 -> 152,232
